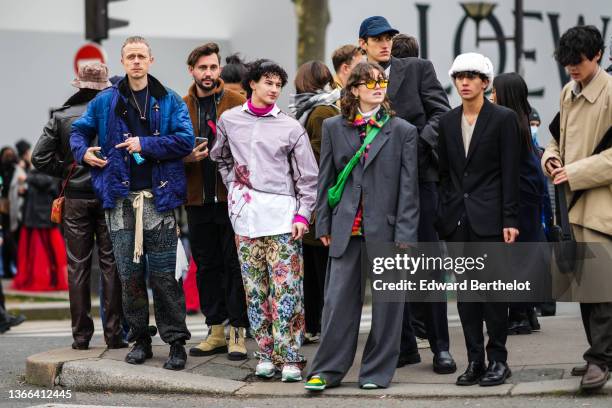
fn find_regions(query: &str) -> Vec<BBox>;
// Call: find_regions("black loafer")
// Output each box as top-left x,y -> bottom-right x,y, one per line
433,351 -> 457,374
479,361 -> 511,386
456,361 -> 486,386
397,351 -> 421,368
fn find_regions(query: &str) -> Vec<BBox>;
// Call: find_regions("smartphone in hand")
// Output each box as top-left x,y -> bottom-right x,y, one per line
195,137 -> 208,146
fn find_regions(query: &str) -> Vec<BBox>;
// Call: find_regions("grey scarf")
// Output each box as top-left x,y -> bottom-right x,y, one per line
289,88 -> 341,126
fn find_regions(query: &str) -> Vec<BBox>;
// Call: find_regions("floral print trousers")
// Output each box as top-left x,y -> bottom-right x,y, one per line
237,233 -> 305,367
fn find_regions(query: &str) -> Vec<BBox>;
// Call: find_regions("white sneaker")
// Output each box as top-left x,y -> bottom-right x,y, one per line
281,364 -> 302,382
255,359 -> 276,378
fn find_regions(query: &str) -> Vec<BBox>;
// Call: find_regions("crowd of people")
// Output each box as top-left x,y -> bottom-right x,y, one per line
0,138 -> 69,333
1,14 -> 611,393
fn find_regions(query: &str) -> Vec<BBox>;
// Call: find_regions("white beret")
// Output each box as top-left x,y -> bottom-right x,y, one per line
448,52 -> 495,90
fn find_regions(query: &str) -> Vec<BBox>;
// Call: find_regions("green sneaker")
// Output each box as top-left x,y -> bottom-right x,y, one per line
361,382 -> 379,389
305,375 -> 326,391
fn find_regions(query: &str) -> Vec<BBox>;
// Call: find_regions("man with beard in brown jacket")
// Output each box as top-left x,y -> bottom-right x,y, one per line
182,43 -> 248,361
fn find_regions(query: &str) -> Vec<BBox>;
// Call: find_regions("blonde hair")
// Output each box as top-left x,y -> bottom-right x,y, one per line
121,36 -> 152,56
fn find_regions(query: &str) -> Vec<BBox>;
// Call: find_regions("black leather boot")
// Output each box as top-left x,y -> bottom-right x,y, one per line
163,341 -> 187,371
125,338 -> 153,365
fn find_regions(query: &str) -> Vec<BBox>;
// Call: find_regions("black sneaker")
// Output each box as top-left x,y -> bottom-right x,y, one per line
163,342 -> 187,370
125,339 -> 153,364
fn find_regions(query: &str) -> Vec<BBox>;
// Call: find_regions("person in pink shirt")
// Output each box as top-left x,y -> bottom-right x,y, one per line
210,59 -> 318,383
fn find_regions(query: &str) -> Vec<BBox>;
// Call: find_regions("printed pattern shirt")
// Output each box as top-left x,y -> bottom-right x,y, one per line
210,103 -> 318,238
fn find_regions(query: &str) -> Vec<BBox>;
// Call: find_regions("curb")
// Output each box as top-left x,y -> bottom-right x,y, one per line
59,359 -> 244,395
25,348 -> 612,398
26,348 -> 105,388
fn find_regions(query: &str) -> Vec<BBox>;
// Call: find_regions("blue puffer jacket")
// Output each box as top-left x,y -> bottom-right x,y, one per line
70,75 -> 194,212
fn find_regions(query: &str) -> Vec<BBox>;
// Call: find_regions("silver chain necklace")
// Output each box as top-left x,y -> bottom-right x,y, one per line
130,85 -> 149,121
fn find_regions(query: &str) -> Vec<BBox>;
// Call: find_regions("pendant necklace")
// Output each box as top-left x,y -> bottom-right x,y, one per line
130,85 -> 149,121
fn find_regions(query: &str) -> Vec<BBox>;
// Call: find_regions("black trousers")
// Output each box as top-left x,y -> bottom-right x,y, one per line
581,302 -> 612,367
447,214 -> 508,363
401,181 -> 450,355
303,243 -> 328,334
187,204 -> 248,328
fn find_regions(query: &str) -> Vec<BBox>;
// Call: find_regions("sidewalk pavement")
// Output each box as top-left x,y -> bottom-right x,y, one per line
24,303 -> 612,398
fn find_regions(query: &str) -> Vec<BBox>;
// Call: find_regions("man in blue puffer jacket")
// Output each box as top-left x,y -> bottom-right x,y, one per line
71,36 -> 194,370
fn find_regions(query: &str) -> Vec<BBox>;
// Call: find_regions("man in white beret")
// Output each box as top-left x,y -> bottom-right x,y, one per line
436,52 -> 521,387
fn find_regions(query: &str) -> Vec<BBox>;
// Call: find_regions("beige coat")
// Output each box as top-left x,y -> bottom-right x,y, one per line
542,68 -> 612,237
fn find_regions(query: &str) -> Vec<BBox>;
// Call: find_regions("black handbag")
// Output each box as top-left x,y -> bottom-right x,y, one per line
548,124 -> 612,274
550,183 -> 577,274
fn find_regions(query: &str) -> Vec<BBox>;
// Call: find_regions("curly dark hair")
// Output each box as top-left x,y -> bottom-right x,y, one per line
340,61 -> 394,123
242,59 -> 288,99
555,25 -> 604,66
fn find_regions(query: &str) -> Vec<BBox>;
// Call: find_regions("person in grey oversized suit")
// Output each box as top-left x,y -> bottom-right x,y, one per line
305,61 -> 419,391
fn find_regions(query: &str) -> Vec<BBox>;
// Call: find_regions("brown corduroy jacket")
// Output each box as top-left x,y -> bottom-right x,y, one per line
183,79 -> 245,206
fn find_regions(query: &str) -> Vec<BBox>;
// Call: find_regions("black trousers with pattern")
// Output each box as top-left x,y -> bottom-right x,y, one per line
106,195 -> 190,344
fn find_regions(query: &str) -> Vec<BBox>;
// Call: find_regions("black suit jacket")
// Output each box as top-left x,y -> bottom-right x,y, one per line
388,57 -> 451,182
435,98 -> 521,238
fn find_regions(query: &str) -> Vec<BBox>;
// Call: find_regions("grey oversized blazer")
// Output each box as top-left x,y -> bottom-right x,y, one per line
316,114 -> 420,258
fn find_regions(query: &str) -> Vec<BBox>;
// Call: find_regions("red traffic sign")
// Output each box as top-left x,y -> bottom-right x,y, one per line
74,43 -> 107,75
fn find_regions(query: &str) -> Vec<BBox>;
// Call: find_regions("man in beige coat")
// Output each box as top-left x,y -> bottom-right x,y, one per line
542,25 -> 612,391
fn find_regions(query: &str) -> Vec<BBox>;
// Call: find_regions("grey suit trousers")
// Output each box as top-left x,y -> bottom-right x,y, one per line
307,237 -> 404,388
